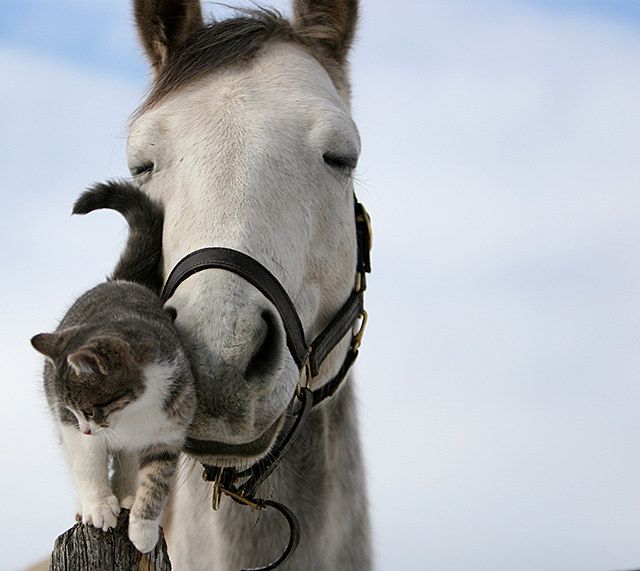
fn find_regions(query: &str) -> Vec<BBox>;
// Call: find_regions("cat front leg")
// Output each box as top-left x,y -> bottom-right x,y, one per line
128,444 -> 179,553
60,424 -> 120,531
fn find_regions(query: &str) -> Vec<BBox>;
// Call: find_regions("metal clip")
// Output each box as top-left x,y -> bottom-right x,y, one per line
222,488 -> 267,511
352,310 -> 368,353
203,466 -> 224,511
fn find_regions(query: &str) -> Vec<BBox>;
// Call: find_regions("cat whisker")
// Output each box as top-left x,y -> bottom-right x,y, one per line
103,428 -> 122,450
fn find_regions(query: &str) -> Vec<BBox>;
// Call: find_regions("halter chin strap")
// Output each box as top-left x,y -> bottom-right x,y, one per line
160,197 -> 372,570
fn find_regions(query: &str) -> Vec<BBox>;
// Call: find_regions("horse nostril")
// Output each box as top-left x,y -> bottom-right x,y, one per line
245,310 -> 282,382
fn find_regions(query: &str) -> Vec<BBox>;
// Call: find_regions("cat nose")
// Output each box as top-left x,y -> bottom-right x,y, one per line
82,427 -> 92,435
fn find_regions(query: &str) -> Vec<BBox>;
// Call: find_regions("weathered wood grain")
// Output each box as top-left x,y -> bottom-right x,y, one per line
50,510 -> 171,570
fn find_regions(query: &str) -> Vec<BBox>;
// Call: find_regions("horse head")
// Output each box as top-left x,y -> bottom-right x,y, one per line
129,0 -> 362,468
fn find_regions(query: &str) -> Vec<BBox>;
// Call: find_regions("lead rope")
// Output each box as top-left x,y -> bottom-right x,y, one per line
201,313 -> 366,570
202,387 -> 313,570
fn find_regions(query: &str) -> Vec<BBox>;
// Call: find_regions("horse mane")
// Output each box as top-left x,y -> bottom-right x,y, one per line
137,8 -> 293,115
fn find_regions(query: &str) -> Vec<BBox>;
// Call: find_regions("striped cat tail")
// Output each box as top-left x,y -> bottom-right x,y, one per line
73,180 -> 165,293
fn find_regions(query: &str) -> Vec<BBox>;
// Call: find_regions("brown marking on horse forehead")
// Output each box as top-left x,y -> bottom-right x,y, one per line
136,9 -> 347,117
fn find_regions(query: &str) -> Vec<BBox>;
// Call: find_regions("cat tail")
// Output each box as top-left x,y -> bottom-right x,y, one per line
73,180 -> 165,293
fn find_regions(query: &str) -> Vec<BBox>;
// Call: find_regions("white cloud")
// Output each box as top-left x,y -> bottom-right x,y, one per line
352,3 -> 640,570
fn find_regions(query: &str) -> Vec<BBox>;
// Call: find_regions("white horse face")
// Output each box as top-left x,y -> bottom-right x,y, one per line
128,36 -> 360,463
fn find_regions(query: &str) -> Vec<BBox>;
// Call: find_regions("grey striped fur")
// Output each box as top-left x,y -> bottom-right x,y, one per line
31,181 -> 196,552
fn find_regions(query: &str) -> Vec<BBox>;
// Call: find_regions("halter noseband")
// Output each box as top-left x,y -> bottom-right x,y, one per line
160,197 -> 372,570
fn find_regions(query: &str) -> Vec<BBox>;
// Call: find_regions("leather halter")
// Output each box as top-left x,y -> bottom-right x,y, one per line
160,198 -> 371,570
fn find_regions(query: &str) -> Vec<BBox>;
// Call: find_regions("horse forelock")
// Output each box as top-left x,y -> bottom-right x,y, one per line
134,7 -> 350,120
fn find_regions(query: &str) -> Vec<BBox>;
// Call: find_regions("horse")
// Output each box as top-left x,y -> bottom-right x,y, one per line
128,1 -> 371,568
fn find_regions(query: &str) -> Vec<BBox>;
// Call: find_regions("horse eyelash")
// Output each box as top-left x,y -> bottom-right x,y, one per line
322,153 -> 358,174
130,161 -> 155,177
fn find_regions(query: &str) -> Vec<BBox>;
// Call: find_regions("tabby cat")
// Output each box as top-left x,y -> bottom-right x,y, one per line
31,181 -> 195,552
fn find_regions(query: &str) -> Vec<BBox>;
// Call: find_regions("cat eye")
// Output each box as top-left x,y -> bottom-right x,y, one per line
82,409 -> 94,419
95,396 -> 128,410
323,152 -> 358,175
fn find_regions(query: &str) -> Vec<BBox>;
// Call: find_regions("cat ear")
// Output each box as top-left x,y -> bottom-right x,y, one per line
67,337 -> 135,376
67,348 -> 110,376
31,333 -> 58,361
31,327 -> 80,362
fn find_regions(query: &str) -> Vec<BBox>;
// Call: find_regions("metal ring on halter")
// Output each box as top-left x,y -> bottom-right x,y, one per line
351,310 -> 368,353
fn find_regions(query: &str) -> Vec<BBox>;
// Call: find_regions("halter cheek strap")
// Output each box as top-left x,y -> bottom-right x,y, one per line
160,197 -> 372,570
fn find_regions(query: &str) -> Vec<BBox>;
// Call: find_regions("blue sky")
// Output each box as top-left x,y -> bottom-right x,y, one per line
2,2 -> 640,570
0,2 -> 142,79
1,1 -> 640,81
534,0 -> 640,23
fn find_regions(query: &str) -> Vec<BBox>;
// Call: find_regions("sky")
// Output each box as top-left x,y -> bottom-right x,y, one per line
2,1 -> 640,570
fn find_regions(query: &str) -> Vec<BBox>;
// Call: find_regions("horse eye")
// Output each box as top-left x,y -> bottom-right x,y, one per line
323,153 -> 357,174
129,161 -> 155,177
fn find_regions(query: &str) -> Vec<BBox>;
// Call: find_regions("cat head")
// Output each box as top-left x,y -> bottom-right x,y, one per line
31,328 -> 146,434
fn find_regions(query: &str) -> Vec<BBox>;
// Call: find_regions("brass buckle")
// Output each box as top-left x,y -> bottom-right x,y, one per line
352,310 -> 368,353
355,272 -> 363,292
296,352 -> 313,397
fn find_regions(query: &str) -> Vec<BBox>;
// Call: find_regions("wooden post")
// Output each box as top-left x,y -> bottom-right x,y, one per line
50,510 -> 171,570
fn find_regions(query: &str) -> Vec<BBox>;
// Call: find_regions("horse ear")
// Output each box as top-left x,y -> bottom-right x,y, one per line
134,0 -> 204,72
292,0 -> 358,64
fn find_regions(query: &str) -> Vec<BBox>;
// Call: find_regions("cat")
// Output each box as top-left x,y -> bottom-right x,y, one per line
31,180 -> 196,553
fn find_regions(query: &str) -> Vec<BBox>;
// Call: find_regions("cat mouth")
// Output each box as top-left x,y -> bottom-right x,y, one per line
183,414 -> 284,464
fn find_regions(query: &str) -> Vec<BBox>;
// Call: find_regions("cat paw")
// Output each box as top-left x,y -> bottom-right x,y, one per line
81,495 -> 120,531
119,495 -> 135,510
128,517 -> 159,553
